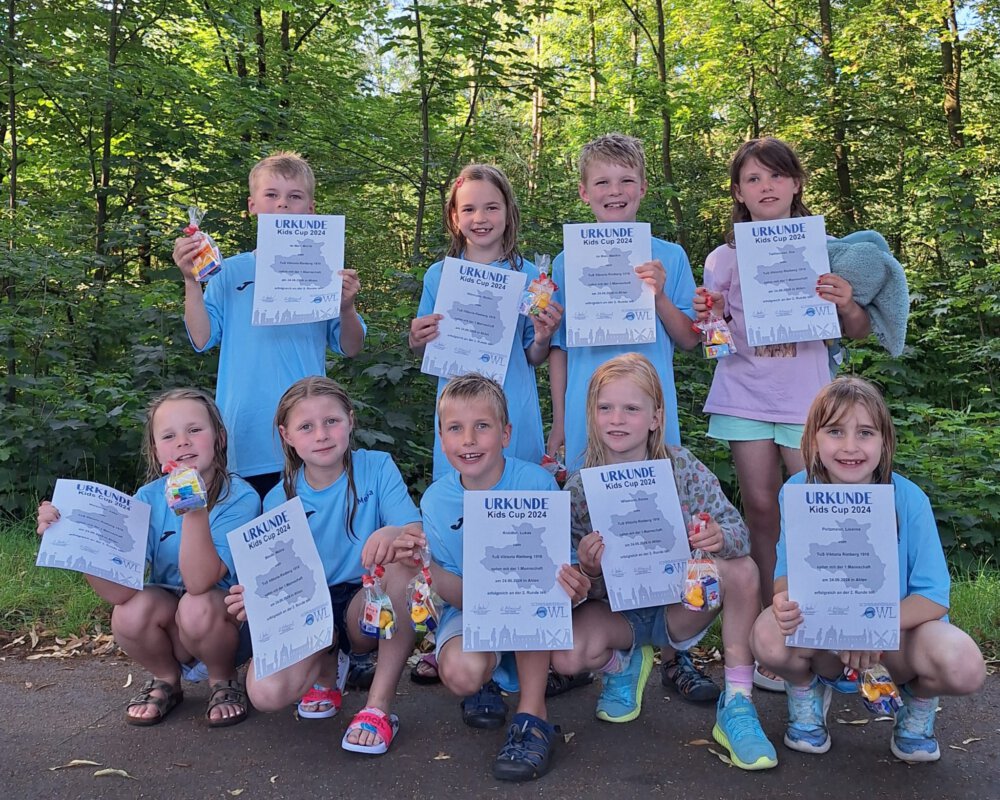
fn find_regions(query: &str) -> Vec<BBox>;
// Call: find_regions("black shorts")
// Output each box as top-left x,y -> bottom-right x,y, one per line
329,581 -> 364,654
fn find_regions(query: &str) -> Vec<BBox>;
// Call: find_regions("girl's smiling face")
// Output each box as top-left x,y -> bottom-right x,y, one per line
279,395 -> 353,488
815,403 -> 884,485
451,179 -> 507,263
152,399 -> 220,481
594,377 -> 661,465
733,156 -> 801,221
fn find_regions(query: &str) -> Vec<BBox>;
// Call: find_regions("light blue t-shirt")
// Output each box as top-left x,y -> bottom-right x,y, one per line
190,250 -> 366,478
263,449 -> 420,586
418,257 -> 544,480
551,237 -> 696,471
775,471 -> 951,610
137,475 -> 261,591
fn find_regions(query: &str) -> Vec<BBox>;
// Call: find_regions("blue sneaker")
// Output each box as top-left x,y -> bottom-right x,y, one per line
595,645 -> 654,723
891,689 -> 940,763
712,693 -> 778,770
818,671 -> 859,694
784,678 -> 832,754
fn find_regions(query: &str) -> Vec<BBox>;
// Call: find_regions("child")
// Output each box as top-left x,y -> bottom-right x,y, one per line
420,374 -> 588,781
36,389 -> 260,727
750,377 -> 986,762
548,133 -> 712,702
550,354 -> 777,771
408,164 -> 562,480
693,138 -> 871,688
173,151 -> 365,498
224,377 -> 424,755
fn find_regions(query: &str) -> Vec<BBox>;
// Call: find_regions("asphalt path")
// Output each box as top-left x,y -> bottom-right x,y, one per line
1,654 -> 997,799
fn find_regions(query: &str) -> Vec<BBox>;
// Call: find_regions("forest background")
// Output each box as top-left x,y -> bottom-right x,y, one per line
0,0 -> 997,570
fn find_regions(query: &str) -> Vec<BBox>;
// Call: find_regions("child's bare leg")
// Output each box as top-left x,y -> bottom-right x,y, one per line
882,620 -> 986,698
437,638 -> 497,697
345,562 -> 418,747
176,590 -> 243,722
714,555 -> 760,668
246,648 -> 332,711
750,607 -> 819,685
515,651 -> 551,719
550,601 -> 632,675
111,588 -> 185,721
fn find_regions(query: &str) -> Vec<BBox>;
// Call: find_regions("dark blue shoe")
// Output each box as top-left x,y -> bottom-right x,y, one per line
662,650 -> 721,703
461,680 -> 507,729
492,712 -> 558,781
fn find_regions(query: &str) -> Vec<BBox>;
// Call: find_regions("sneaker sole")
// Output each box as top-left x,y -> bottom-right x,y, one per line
595,647 -> 654,724
890,739 -> 941,763
783,683 -> 832,754
711,723 -> 778,770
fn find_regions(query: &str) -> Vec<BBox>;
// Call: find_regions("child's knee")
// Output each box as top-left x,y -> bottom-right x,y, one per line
939,638 -> 987,695
749,611 -> 783,660
247,675 -> 295,713
175,592 -> 227,640
717,555 -> 759,595
438,651 -> 491,696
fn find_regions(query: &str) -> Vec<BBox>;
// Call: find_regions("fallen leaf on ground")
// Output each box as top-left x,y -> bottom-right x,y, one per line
93,768 -> 136,780
123,673 -> 133,689
270,775 -> 278,784
30,682 -> 55,692
562,731 -> 575,744
873,715 -> 893,722
948,745 -> 968,752
686,739 -> 712,746
48,759 -> 103,771
25,681 -> 32,689
433,752 -> 451,761
836,717 -> 869,725
227,790 -> 244,796
962,737 -> 982,745
707,748 -> 733,766
29,628 -> 39,649
172,763 -> 190,768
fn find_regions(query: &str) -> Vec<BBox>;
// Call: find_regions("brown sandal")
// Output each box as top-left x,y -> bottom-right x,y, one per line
125,678 -> 184,727
206,679 -> 248,728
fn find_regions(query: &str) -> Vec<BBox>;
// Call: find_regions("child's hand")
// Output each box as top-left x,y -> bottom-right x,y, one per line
688,512 -> 723,554
635,259 -> 666,295
224,584 -> 247,622
388,524 -> 427,565
36,501 -> 60,535
771,590 -> 803,637
693,287 -> 724,321
408,313 -> 442,350
172,234 -> 205,283
361,528 -> 397,569
546,423 -> 564,460
530,300 -> 562,343
340,269 -> 361,310
815,273 -> 855,310
557,564 -> 590,605
578,531 -> 604,576
838,649 -> 882,672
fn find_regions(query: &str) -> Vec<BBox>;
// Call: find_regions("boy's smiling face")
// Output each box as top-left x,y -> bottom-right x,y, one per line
579,160 -> 647,223
438,396 -> 510,491
248,170 -> 315,216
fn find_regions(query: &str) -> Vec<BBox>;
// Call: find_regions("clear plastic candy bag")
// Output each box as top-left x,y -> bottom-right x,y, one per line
407,548 -> 440,635
162,460 -> 207,515
184,206 -> 223,282
682,514 -> 721,612
845,664 -> 903,714
360,564 -> 396,640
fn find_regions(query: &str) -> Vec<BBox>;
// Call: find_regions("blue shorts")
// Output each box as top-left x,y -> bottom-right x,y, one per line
708,414 -> 804,450
436,605 -> 519,691
622,605 -> 708,654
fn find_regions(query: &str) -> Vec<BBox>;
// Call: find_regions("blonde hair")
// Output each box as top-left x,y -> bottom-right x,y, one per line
437,373 -> 510,430
274,377 -> 362,539
583,353 -> 668,469
727,137 -> 809,244
802,377 -> 896,485
143,388 -> 231,509
249,150 -> 315,198
578,133 -> 646,183
444,164 -> 523,269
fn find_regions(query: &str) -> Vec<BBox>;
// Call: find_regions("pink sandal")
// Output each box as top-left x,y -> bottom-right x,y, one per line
341,706 -> 399,755
297,684 -> 342,719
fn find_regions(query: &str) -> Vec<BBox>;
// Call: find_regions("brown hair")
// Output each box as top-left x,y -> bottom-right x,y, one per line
727,137 -> 809,243
578,133 -> 646,183
583,353 -> 669,469
249,150 -> 315,198
143,388 -> 231,509
274,377 -> 361,539
802,377 -> 896,485
437,373 -> 510,431
444,164 -> 523,269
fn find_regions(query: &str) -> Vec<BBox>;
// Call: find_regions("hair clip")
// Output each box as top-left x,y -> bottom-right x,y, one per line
454,176 -> 465,189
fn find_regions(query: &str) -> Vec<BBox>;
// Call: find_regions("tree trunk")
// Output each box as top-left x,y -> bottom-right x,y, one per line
528,14 -> 545,198
95,0 -> 123,276
588,5 -> 597,105
411,0 -> 430,262
818,0 -> 857,227
941,0 -> 963,148
653,0 -> 685,249
3,0 -> 16,401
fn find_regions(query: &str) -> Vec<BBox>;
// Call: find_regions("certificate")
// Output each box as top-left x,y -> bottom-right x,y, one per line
462,491 -> 572,652
783,484 -> 900,651
734,215 -> 840,346
421,257 -> 526,385
252,213 -> 345,326
580,460 -> 691,611
36,480 -> 150,590
227,498 -> 334,680
563,222 -> 655,347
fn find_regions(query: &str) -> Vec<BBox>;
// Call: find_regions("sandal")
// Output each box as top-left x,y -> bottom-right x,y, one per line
461,679 -> 507,729
205,679 -> 248,728
492,712 -> 559,782
297,683 -> 342,719
341,706 -> 399,755
545,668 -> 594,697
410,653 -> 441,685
125,678 -> 184,727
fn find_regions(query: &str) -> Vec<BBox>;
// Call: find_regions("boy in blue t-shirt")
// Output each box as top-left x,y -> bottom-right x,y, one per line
173,151 -> 365,498
548,133 -> 716,703
421,374 -> 587,782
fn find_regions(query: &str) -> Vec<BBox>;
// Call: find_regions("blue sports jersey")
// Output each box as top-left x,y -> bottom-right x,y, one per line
551,237 -> 696,470
190,250 -> 366,477
263,449 -> 420,586
137,474 -> 261,591
775,471 -> 951,610
418,257 -> 544,480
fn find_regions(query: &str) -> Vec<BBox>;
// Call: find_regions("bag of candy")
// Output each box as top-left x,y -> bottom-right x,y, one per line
162,460 -> 207,515
682,514 -> 721,612
184,206 -> 223,282
360,564 -> 396,639
407,549 -> 440,635
519,253 -> 558,316
845,664 -> 903,714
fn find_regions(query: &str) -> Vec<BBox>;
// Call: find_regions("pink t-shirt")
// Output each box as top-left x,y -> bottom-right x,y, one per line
702,243 -> 829,424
